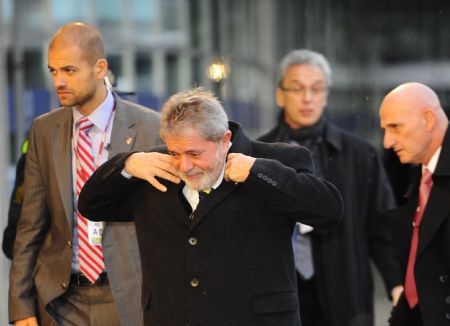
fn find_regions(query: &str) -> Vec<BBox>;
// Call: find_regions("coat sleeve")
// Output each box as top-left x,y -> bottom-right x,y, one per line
366,153 -> 403,294
245,143 -> 343,229
8,125 -> 48,322
78,152 -> 145,222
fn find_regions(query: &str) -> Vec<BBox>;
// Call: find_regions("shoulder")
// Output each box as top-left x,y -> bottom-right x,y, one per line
31,106 -> 71,129
252,140 -> 312,165
257,125 -> 282,143
117,98 -> 161,121
327,123 -> 379,157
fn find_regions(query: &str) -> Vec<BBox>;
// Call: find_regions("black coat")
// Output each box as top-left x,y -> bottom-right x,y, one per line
79,121 -> 343,326
2,150 -> 26,259
258,120 -> 402,326
388,126 -> 450,326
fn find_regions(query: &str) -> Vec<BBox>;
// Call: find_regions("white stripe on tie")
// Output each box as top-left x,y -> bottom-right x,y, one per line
75,117 -> 105,283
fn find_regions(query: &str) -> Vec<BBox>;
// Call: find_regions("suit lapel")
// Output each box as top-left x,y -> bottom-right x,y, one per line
189,122 -> 250,229
109,97 -> 137,158
190,181 -> 239,229
417,175 -> 450,256
53,108 -> 74,230
417,125 -> 450,256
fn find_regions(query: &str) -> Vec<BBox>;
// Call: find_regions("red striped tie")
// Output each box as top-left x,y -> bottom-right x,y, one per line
75,117 -> 105,283
404,168 -> 433,308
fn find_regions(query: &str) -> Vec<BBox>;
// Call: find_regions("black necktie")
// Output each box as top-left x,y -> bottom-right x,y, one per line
198,188 -> 212,201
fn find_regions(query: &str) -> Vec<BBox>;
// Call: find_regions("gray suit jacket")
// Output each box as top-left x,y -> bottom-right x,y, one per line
8,95 -> 161,325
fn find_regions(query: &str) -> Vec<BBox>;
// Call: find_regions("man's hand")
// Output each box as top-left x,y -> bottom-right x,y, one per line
124,152 -> 180,192
14,317 -> 39,326
224,153 -> 256,183
391,285 -> 404,306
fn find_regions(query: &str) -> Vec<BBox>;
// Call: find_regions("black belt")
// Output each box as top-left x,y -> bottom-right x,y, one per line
70,272 -> 108,286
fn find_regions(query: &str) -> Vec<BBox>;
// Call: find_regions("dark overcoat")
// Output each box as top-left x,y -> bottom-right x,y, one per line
388,126 -> 450,326
259,120 -> 402,326
79,121 -> 343,326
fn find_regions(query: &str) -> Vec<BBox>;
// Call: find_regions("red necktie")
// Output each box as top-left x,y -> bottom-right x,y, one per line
75,117 -> 105,283
404,168 -> 433,308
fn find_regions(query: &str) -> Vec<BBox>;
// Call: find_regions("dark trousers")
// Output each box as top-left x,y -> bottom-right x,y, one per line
297,273 -> 327,326
389,295 -> 423,326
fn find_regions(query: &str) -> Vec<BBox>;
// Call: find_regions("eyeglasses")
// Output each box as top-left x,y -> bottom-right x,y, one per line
279,84 -> 328,96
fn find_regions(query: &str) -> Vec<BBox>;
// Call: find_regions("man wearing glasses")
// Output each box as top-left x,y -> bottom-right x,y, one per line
258,49 -> 403,326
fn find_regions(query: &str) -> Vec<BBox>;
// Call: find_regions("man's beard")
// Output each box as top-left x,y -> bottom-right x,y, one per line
57,87 -> 95,109
180,148 -> 225,191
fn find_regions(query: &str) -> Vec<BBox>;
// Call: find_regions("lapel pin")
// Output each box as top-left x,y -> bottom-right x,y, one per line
125,137 -> 133,145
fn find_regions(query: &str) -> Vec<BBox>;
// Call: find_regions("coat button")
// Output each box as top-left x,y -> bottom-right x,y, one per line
445,296 -> 450,305
188,237 -> 198,246
61,282 -> 67,290
190,278 -> 199,287
439,275 -> 448,283
67,241 -> 72,248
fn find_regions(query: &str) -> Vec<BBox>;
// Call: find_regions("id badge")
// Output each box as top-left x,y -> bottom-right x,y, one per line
87,221 -> 104,246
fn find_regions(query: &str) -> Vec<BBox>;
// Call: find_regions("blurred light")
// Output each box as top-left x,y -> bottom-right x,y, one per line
208,57 -> 228,82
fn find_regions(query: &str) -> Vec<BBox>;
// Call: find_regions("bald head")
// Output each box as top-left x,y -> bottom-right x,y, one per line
49,22 -> 106,65
380,82 -> 448,165
382,82 -> 442,116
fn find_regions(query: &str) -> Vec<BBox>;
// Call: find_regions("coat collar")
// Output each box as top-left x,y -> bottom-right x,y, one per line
417,124 -> 450,255
52,108 -> 74,229
108,94 -> 138,157
433,123 -> 450,177
159,121 -> 252,228
261,112 -> 343,152
189,121 -> 251,229
52,94 -> 138,230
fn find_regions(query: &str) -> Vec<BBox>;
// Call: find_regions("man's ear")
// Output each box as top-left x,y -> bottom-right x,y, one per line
424,109 -> 436,131
275,87 -> 285,108
222,130 -> 232,143
95,58 -> 108,80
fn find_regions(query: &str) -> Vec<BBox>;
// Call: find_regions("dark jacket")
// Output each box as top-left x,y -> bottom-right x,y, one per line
2,148 -> 27,259
258,119 -> 402,326
388,126 -> 450,326
78,121 -> 343,326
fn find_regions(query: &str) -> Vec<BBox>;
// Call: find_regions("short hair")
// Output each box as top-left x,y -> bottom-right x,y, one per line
49,22 -> 106,65
160,87 -> 229,142
277,49 -> 332,87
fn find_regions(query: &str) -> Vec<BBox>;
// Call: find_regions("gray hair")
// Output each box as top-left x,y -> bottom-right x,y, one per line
160,87 -> 229,142
277,49 -> 332,87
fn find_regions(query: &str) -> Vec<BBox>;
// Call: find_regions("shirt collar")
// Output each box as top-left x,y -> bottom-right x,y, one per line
423,146 -> 441,174
73,90 -> 114,130
210,141 -> 232,190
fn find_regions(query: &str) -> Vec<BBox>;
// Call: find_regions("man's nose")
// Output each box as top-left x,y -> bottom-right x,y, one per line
53,72 -> 66,88
179,155 -> 193,173
383,132 -> 395,149
302,89 -> 313,101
